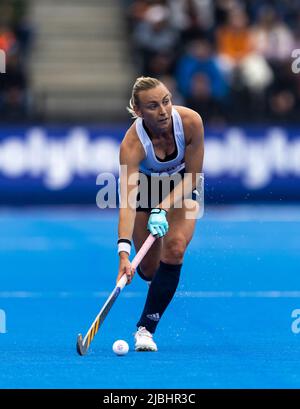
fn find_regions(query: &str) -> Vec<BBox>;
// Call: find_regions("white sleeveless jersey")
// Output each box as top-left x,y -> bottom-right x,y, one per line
135,107 -> 185,175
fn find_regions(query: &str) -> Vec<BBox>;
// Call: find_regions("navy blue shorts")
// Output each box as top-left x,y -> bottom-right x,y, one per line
136,169 -> 199,213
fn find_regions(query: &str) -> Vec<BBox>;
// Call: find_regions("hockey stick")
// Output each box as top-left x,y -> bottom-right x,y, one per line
76,234 -> 156,355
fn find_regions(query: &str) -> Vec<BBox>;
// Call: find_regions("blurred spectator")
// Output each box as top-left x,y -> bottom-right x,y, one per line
214,0 -> 238,26
147,51 -> 175,77
176,38 -> 229,101
215,6 -> 274,122
0,0 -> 33,122
252,6 -> 295,66
266,61 -> 299,125
167,0 -> 215,42
216,6 -> 274,94
132,4 -> 180,73
267,89 -> 297,124
216,7 -> 253,63
185,73 -> 227,125
158,74 -> 185,106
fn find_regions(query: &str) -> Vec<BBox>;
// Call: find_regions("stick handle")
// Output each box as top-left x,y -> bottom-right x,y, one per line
117,234 -> 156,290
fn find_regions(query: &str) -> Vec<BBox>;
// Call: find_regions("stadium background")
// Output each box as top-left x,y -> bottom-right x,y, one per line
1,0 -> 300,204
0,0 -> 300,390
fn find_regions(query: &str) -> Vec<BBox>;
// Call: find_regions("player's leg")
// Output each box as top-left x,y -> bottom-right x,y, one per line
132,210 -> 162,281
135,199 -> 199,344
161,198 -> 199,264
133,210 -> 162,351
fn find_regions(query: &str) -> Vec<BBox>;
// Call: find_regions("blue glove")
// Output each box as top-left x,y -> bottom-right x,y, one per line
147,208 -> 169,238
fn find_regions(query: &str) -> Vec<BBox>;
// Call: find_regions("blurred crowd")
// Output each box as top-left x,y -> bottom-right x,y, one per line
124,0 -> 300,125
1,0 -> 300,126
0,0 -> 33,122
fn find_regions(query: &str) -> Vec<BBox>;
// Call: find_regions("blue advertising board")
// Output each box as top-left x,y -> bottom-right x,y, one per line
0,125 -> 299,204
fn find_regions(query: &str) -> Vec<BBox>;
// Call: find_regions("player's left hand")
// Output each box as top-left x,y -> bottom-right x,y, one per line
147,208 -> 169,238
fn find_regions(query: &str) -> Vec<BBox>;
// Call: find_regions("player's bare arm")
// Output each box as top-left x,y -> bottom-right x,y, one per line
117,127 -> 145,283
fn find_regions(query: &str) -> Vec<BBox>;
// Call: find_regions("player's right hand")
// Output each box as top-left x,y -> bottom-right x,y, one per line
147,208 -> 169,238
117,254 -> 135,285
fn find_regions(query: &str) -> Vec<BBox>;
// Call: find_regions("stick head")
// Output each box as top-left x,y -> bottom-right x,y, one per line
76,333 -> 87,356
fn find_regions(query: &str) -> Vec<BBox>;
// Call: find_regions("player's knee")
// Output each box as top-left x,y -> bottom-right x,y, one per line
184,199 -> 200,219
163,237 -> 186,263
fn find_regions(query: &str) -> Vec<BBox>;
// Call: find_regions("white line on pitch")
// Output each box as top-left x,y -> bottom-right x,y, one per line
0,291 -> 300,299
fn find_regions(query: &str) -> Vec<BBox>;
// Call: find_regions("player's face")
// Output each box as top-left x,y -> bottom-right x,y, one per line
136,85 -> 173,131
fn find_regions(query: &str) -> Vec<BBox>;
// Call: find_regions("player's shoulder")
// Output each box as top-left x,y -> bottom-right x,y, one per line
173,105 -> 203,127
174,105 -> 204,138
120,120 -> 145,162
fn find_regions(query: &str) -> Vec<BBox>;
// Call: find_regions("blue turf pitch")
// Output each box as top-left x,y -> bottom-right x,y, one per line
0,205 -> 299,388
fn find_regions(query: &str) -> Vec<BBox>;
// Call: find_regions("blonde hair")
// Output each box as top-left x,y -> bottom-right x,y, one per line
127,76 -> 162,118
